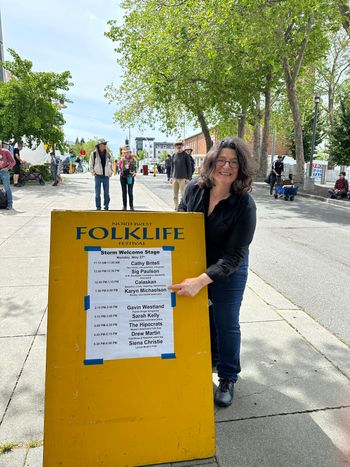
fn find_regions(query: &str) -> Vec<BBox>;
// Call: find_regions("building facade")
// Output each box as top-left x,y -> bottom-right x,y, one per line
154,142 -> 174,162
184,129 -> 290,172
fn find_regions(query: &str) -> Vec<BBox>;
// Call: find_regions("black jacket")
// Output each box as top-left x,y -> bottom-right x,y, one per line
171,151 -> 192,180
178,179 -> 256,282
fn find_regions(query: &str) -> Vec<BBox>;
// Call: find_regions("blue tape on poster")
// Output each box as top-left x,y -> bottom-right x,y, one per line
162,246 -> 174,251
84,359 -> 104,365
84,246 -> 102,251
84,295 -> 90,311
161,353 -> 176,359
171,292 -> 176,307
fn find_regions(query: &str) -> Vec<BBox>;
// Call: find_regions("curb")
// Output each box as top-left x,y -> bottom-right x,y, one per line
253,182 -> 350,210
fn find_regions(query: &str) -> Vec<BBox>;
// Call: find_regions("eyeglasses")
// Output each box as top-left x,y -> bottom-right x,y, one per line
216,158 -> 239,168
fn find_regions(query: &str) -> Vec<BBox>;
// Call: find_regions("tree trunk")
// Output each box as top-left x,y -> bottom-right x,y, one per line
281,14 -> 314,184
260,74 -> 272,177
338,0 -> 350,35
253,96 -> 262,175
197,111 -> 212,152
328,83 -> 335,128
238,113 -> 246,139
283,59 -> 305,184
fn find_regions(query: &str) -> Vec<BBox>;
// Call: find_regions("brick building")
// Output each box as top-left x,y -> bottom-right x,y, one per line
184,130 -> 290,171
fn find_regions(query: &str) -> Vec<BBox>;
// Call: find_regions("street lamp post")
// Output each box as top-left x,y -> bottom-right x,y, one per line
308,94 -> 320,178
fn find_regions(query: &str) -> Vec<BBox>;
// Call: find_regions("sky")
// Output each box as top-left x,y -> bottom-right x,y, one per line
0,0 -> 190,154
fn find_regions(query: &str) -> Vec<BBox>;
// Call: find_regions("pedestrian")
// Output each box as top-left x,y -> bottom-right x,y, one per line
13,148 -> 23,187
171,139 -> 192,210
328,172 -> 349,199
0,147 -> 16,210
75,155 -> 83,173
168,137 -> 256,408
165,154 -> 172,181
184,146 -> 195,177
50,151 -> 61,186
89,138 -> 113,211
269,155 -> 284,195
119,148 -> 137,210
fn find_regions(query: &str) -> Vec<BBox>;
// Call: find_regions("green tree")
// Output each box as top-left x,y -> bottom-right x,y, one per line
0,49 -> 72,152
289,109 -> 325,161
328,97 -> 350,165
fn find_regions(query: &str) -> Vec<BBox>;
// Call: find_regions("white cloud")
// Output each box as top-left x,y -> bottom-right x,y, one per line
1,0 -> 184,149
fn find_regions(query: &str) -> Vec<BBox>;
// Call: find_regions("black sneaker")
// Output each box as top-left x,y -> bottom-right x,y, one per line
214,378 -> 234,407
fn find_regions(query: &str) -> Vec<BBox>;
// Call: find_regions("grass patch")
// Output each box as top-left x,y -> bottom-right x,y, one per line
0,439 -> 43,455
25,439 -> 43,449
0,442 -> 18,455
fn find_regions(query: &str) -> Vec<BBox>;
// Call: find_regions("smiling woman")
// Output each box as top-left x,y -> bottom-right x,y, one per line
168,136 -> 256,408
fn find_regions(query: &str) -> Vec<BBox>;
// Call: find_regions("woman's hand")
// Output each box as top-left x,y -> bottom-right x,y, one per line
168,273 -> 212,297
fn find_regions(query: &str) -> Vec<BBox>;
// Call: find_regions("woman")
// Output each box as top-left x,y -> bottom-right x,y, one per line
119,149 -> 137,210
169,137 -> 256,407
13,148 -> 22,187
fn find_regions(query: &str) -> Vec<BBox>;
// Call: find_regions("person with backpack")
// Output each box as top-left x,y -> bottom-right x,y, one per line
269,155 -> 284,195
89,138 -> 113,210
184,146 -> 195,177
0,147 -> 16,210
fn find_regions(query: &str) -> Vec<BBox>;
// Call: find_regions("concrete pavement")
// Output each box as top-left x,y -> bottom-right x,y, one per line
0,174 -> 349,466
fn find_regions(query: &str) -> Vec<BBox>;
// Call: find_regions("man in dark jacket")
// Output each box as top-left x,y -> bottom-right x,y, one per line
165,154 -> 172,181
269,155 -> 284,195
171,140 -> 192,210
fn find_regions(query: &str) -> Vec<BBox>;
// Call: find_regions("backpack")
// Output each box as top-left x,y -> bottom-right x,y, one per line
0,188 -> 7,209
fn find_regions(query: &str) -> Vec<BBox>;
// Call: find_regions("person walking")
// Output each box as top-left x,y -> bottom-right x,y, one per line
184,146 -> 195,177
0,147 -> 16,210
119,148 -> 137,210
89,138 -> 113,211
171,140 -> 192,210
50,151 -> 61,186
165,154 -> 172,181
269,155 -> 284,195
13,148 -> 22,187
169,137 -> 256,408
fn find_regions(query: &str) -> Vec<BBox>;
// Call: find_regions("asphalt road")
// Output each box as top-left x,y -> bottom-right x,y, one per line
137,174 -> 350,345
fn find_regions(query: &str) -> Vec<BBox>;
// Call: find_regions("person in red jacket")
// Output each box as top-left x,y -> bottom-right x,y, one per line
0,148 -> 16,209
328,172 -> 349,199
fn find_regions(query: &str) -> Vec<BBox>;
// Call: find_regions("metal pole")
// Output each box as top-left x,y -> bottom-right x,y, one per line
271,127 -> 276,168
308,96 -> 320,178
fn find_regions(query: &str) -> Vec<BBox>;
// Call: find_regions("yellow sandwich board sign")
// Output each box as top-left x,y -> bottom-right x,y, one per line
44,211 -> 215,467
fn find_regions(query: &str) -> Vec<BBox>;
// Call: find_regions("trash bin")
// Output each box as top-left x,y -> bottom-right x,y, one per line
142,165 -> 148,175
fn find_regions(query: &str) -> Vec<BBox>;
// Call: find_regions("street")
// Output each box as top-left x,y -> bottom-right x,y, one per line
138,174 -> 350,346
1,173 -> 349,466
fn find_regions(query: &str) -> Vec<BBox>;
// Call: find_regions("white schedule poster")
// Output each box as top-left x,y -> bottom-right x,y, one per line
85,247 -> 174,361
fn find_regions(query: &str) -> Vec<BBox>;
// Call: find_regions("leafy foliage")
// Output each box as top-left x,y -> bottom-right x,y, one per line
0,49 -> 72,152
328,97 -> 350,165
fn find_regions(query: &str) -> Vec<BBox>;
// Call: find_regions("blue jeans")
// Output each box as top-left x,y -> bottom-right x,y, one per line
0,170 -> 13,208
120,176 -> 134,208
94,175 -> 110,209
208,254 -> 249,382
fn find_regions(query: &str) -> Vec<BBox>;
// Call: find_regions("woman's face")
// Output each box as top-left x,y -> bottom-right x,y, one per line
213,147 -> 239,187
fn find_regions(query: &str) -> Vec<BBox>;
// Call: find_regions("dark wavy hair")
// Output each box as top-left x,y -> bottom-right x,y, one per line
197,137 -> 253,193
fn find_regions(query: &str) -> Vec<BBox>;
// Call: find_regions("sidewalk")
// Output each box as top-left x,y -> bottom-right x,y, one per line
254,180 -> 350,210
0,174 -> 349,467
